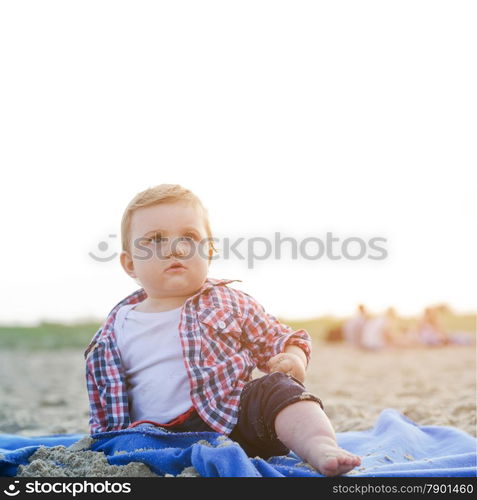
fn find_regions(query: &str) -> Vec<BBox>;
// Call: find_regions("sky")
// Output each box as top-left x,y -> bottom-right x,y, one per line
0,1 -> 475,325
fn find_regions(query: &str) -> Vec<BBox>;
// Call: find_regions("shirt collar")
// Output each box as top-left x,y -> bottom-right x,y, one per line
85,277 -> 242,358
105,276 -> 241,333
124,277 -> 242,306
198,277 -> 242,293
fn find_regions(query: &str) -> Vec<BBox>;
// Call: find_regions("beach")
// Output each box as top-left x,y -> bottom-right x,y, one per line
1,341 -> 475,437
0,341 -> 475,476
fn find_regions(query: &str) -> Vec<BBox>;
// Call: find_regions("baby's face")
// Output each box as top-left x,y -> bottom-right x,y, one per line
123,201 -> 211,299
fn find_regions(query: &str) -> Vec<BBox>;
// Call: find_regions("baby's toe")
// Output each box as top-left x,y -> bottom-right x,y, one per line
341,450 -> 361,464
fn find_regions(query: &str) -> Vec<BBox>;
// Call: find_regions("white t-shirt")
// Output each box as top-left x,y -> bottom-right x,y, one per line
114,302 -> 193,424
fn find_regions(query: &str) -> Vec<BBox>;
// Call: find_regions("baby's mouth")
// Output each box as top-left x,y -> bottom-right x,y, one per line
165,261 -> 187,272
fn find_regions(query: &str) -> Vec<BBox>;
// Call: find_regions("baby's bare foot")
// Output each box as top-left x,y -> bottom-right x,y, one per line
305,437 -> 361,476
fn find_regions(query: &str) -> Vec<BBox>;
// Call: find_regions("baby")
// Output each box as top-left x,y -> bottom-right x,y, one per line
84,184 -> 361,476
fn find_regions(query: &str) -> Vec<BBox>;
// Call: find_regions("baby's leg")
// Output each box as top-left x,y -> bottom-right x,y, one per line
275,400 -> 361,476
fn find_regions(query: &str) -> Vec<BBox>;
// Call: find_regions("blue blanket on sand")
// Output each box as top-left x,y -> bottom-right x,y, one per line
1,410 -> 476,477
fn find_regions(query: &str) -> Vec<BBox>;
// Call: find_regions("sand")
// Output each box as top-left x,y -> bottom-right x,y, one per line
303,342 -> 476,436
0,341 -> 475,476
17,444 -> 159,477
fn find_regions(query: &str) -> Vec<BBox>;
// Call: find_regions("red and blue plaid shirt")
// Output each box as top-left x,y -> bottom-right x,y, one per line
84,277 -> 312,436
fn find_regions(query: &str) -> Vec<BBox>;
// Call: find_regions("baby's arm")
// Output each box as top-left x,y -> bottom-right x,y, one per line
85,348 -> 110,435
239,291 -> 312,378
86,368 -> 107,434
267,345 -> 307,383
283,344 -> 308,367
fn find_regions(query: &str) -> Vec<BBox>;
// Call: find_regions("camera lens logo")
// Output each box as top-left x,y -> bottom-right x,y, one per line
3,481 -> 20,496
89,234 -> 118,262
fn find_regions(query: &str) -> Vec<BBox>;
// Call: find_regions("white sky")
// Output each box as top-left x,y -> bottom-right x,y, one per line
0,1 -> 475,325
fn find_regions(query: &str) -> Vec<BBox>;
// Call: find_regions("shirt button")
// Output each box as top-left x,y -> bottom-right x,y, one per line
217,320 -> 226,330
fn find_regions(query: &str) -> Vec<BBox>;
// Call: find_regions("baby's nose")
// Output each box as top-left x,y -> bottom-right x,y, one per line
163,237 -> 189,258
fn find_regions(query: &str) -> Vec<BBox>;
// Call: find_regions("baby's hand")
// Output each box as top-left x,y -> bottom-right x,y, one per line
267,352 -> 306,383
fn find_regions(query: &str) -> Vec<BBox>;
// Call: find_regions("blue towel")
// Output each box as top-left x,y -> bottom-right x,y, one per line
1,409 -> 475,477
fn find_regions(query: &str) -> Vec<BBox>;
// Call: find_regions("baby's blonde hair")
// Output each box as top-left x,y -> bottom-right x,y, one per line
121,184 -> 216,261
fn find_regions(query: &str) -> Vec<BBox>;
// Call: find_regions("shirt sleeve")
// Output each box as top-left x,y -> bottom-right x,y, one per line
240,293 -> 312,372
85,350 -> 108,435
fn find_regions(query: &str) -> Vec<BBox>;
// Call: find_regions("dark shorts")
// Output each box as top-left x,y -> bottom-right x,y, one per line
136,372 -> 324,459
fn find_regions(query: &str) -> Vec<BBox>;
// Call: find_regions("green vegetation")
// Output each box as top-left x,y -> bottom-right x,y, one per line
279,315 -> 343,341
0,321 -> 102,350
439,313 -> 476,334
0,311 -> 474,350
281,311 -> 476,342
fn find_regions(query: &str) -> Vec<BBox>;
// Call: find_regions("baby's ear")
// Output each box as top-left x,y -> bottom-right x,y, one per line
120,251 -> 137,279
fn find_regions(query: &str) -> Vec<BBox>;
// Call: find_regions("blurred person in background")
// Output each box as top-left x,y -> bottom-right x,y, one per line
342,304 -> 368,347
415,307 -> 449,346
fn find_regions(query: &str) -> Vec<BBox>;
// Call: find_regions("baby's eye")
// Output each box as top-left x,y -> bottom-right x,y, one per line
181,232 -> 199,242
151,233 -> 168,243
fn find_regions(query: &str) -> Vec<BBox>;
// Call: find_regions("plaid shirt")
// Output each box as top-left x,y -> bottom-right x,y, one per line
84,277 -> 312,436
